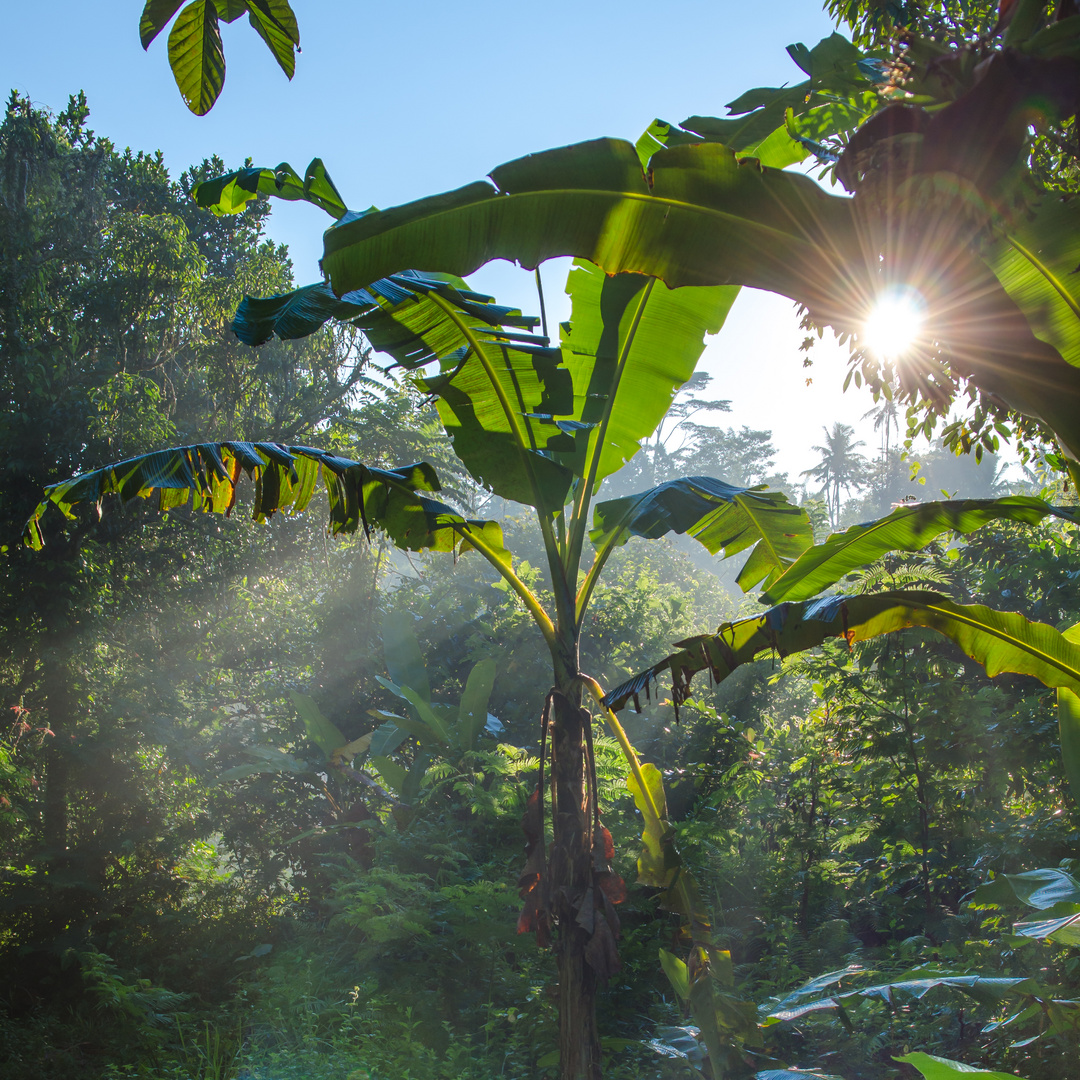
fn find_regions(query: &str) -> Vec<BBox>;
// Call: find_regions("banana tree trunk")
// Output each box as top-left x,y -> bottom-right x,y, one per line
551,641 -> 602,1080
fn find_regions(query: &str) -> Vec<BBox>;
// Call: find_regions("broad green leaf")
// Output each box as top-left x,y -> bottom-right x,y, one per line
1058,623 -> 1080,802
23,443 -> 510,567
233,271 -> 539,356
972,868 -> 1080,910
288,690 -> 346,759
634,113 -> 809,172
213,0 -> 248,20
984,194 -> 1080,369
558,262 -> 737,486
400,686 -> 451,745
769,970 -> 1037,1025
358,272 -> 541,368
1060,690 -> 1080,803
762,497 -> 1080,604
193,158 -> 346,219
423,337 -> 575,512
1013,902 -> 1080,945
246,0 -> 299,79
603,591 -> 1080,714
368,719 -> 408,758
332,732 -> 373,764
315,136 -> 1080,461
458,659 -> 496,752
894,1051 -> 1028,1080
591,477 -> 813,592
227,264 -> 568,510
218,745 -> 309,782
232,281 -> 372,345
140,0 -> 186,47
658,948 -> 690,1000
320,138 -> 861,317
167,1 -> 225,116
371,755 -> 406,796
387,710 -> 444,747
401,752 -> 431,803
381,613 -> 430,702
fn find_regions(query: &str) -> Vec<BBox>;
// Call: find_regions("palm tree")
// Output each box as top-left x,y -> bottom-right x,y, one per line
802,422 -> 870,526
862,396 -> 901,458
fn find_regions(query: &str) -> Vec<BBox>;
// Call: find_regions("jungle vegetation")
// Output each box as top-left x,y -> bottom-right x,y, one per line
5,1 -> 1080,1079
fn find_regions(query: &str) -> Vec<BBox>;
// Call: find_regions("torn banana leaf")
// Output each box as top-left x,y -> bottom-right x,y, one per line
23,441 -> 509,566
603,590 -> 1080,714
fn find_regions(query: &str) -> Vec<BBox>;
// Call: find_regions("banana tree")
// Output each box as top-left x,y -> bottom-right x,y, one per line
23,171 -> 820,1073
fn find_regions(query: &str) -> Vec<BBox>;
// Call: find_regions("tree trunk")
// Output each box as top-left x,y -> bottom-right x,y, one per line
551,648 -> 602,1079
552,692 -> 600,1079
41,649 -> 74,855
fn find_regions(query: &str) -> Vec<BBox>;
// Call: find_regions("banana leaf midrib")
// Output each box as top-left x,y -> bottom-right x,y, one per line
1004,233 -> 1080,326
909,599 -> 1080,683
326,187 -> 843,273
729,491 -> 791,572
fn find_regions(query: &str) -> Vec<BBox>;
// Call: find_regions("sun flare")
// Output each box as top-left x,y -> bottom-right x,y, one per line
862,286 -> 927,361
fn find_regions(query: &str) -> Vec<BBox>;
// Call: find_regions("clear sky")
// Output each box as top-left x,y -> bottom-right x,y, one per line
4,1 -> 899,480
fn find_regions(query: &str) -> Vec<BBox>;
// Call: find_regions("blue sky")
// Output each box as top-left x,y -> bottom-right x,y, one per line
4,1 -> 896,479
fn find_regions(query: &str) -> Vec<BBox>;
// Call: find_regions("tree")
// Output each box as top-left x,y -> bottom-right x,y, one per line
801,423 -> 870,526
0,93 -> 369,985
27,8 -> 1080,1078
863,395 -> 901,459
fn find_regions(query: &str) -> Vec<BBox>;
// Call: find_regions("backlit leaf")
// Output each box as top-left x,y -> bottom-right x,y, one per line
591,477 -> 813,592
894,1051 -> 1028,1080
762,497 -> 1080,604
167,1 -> 225,116
604,591 -> 1080,714
23,443 -> 510,569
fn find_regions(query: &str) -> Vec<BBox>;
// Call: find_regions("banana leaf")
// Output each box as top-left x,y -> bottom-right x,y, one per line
556,261 -> 737,487
233,266 -> 568,510
767,968 -> 1037,1024
1059,621 -> 1080,799
422,338 -> 574,512
761,497 -> 1080,604
590,477 -> 813,592
602,591 -> 1080,714
983,192 -> 1080,370
458,659 -> 496,753
894,1051 -> 1027,1080
971,868 -> 1080,910
971,863 -> 1080,947
309,134 -> 1080,461
233,270 -> 540,357
288,690 -> 346,758
320,138 -> 863,320
1013,903 -> 1080,946
22,442 -> 510,567
682,33 -> 878,164
194,156 -> 345,218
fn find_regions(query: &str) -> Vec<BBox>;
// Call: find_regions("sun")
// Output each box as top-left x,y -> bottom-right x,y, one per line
862,285 -> 927,361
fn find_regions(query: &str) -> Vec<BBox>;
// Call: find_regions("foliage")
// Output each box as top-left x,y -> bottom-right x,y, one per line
14,6 -> 1080,1080
139,0 -> 300,115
